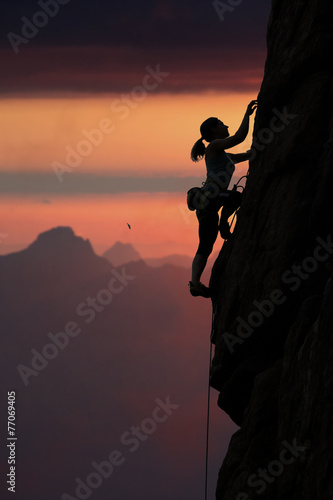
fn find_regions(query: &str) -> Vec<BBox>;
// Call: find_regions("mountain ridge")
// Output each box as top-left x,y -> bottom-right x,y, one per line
0,224 -> 223,499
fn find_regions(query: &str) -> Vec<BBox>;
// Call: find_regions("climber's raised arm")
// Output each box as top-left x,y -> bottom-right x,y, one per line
208,100 -> 257,153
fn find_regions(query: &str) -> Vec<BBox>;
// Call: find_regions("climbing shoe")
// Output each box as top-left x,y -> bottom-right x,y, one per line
189,281 -> 211,298
219,220 -> 231,240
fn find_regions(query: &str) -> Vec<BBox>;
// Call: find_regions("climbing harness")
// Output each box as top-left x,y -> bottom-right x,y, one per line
187,173 -> 248,216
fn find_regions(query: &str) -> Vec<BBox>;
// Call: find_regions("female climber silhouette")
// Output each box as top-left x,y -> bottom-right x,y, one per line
188,100 -> 257,298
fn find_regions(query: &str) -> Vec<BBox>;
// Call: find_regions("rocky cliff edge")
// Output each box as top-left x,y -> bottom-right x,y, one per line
210,0 -> 333,498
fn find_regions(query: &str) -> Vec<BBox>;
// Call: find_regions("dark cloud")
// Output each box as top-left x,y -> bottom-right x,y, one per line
0,45 -> 265,94
1,0 -> 270,94
2,0 -> 269,49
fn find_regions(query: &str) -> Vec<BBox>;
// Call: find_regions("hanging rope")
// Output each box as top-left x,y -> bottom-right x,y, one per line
233,173 -> 248,189
229,172 -> 249,228
204,171 -> 249,498
204,341 -> 212,500
204,311 -> 214,500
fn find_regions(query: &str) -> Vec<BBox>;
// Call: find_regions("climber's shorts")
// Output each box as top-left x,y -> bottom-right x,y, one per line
206,189 -> 243,214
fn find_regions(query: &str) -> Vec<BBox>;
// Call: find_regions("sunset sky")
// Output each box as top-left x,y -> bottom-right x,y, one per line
1,0 -> 270,257
1,2 -> 272,499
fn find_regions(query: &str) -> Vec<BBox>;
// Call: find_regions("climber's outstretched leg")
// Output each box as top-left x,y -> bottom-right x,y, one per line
190,254 -> 211,297
189,211 -> 218,298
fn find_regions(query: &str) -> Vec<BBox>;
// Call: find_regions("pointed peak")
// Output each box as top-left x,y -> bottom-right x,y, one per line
103,241 -> 142,267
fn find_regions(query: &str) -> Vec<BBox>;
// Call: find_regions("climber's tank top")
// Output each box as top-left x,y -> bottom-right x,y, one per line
205,151 -> 235,190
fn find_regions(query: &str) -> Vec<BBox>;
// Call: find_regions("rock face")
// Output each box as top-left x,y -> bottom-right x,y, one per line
210,0 -> 333,498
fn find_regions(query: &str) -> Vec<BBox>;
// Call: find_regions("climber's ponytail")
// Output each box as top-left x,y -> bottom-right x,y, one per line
190,138 -> 206,162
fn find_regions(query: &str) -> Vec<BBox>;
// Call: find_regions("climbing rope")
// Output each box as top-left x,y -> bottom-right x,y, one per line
233,173 -> 248,190
204,342 -> 212,500
204,311 -> 214,500
229,173 -> 249,228
204,173 -> 249,498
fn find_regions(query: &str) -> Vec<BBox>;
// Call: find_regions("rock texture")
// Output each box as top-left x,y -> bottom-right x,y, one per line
210,0 -> 333,498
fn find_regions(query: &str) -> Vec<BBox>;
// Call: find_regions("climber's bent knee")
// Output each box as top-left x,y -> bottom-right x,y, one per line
196,242 -> 214,259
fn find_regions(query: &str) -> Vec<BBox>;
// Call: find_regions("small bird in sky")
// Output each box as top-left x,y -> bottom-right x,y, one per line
127,223 -> 131,229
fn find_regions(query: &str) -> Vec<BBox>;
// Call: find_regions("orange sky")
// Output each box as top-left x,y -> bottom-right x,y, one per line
0,193 -> 198,256
0,92 -> 255,173
0,92 -> 256,257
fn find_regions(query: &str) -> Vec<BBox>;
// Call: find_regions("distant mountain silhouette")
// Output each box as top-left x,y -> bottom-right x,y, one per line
103,241 -> 142,266
103,242 -> 193,269
0,226 -> 233,500
145,254 -> 192,268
